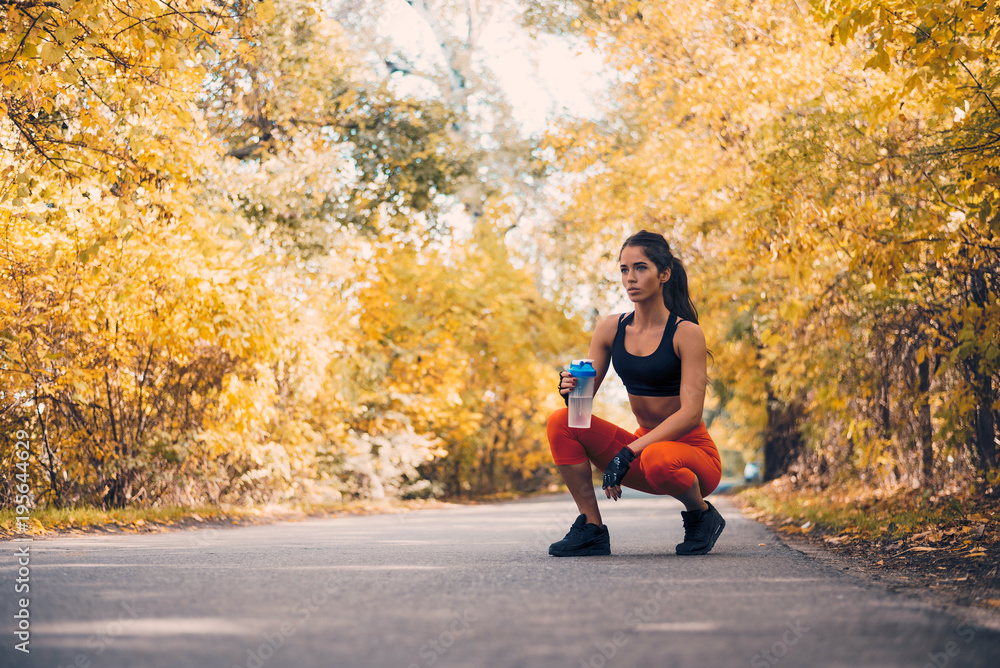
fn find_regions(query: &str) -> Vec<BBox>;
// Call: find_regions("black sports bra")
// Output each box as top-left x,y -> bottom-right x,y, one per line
611,312 -> 682,397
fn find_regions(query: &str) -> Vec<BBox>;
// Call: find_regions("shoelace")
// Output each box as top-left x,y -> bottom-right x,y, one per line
562,522 -> 585,541
682,512 -> 705,541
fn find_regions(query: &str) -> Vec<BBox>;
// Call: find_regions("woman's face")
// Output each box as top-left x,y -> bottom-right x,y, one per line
620,245 -> 669,302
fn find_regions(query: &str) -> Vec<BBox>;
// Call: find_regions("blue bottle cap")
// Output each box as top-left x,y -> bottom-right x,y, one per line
569,359 -> 596,377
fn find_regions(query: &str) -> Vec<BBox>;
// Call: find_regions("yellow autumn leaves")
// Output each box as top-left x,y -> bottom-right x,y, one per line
550,0 -> 999,483
2,0 -> 996,514
1,0 -> 582,509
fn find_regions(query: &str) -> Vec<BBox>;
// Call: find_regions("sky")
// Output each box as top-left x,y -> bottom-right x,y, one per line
370,0 -> 612,260
378,0 -> 607,136
371,0 -> 634,417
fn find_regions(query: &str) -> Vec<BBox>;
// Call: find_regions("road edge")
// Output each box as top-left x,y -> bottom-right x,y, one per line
773,527 -> 1000,633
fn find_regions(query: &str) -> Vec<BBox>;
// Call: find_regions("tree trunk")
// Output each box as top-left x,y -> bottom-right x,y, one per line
918,352 -> 934,484
969,268 -> 997,472
972,367 -> 997,471
879,361 -> 891,441
762,393 -> 803,481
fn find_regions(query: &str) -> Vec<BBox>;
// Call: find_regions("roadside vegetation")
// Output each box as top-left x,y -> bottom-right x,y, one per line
738,477 -> 999,610
0,497 -> 449,539
2,1 -> 998,542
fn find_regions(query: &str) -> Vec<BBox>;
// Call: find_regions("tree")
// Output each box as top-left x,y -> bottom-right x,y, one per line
539,0 -> 999,487
346,236 -> 585,497
0,0 -> 301,507
1,0 -> 589,509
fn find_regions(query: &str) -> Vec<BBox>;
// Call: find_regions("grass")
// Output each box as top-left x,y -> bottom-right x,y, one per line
0,496 -> 452,538
0,503 -> 246,535
735,478 -> 993,540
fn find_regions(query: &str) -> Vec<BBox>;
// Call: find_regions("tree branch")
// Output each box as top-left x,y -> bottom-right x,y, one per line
920,168 -> 965,212
405,0 -> 466,100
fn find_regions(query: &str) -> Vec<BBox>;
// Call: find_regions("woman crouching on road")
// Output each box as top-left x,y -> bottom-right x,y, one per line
547,230 -> 725,557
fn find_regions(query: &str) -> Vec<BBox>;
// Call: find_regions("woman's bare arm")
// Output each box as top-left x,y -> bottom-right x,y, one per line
559,314 -> 621,398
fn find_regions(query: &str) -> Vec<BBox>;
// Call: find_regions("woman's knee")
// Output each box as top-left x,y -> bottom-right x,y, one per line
547,407 -> 569,431
640,445 -> 694,494
547,407 -> 573,448
546,407 -> 571,444
643,456 -> 683,484
547,407 -> 590,464
647,466 -> 696,496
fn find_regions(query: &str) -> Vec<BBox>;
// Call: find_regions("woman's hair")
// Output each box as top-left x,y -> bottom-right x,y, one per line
619,230 -> 700,324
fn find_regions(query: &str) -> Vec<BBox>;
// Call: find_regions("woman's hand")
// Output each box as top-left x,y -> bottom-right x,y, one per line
558,371 -> 576,405
602,446 -> 636,500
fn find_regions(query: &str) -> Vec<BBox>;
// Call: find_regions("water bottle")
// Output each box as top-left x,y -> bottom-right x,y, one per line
568,359 -> 597,428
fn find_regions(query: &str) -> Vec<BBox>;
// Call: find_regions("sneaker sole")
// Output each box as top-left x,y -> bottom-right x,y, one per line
549,543 -> 611,557
676,517 -> 726,556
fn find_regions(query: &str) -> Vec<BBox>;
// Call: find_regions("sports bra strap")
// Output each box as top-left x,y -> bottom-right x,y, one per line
611,310 -> 682,397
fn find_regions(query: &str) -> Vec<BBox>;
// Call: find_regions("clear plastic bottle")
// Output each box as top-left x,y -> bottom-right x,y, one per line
568,359 -> 597,428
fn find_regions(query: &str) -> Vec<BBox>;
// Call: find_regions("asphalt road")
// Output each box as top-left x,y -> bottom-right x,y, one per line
3,491 -> 999,668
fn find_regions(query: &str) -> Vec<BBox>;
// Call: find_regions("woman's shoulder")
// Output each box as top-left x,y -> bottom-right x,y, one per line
596,311 -> 631,323
673,317 -> 702,333
673,318 -> 706,352
593,312 -> 628,344
604,312 -> 633,328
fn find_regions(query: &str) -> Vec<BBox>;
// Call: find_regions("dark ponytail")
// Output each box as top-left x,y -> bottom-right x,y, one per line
619,230 -> 700,324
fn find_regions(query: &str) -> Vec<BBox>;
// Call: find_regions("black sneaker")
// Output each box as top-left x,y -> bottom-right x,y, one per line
676,501 -> 725,555
548,514 -> 611,557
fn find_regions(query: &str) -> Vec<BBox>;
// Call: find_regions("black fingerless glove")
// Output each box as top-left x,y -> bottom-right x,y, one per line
559,372 -> 568,406
602,446 -> 636,489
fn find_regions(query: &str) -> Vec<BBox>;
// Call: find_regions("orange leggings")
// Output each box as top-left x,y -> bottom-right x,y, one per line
546,408 -> 722,497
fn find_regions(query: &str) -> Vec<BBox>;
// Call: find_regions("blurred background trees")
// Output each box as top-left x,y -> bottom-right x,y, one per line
538,0 -> 999,492
1,0 -> 996,511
